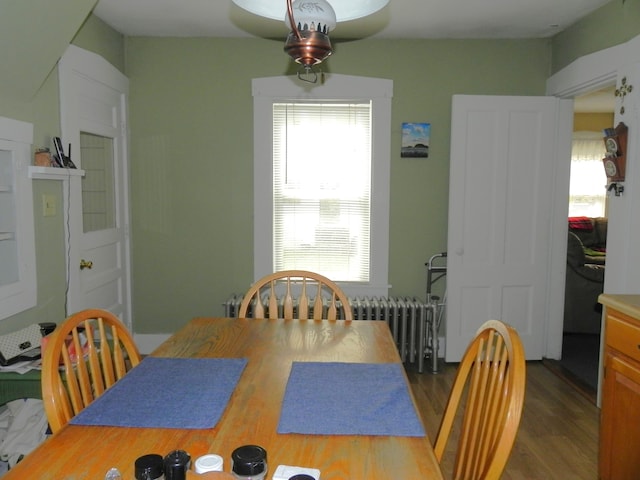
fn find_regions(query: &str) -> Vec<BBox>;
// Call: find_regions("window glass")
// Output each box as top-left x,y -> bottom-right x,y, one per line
252,75 -> 392,297
81,132 -> 116,233
273,102 -> 371,281
569,132 -> 607,217
0,116 -> 36,320
0,150 -> 18,286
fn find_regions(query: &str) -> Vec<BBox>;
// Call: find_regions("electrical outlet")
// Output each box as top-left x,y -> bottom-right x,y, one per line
42,194 -> 56,217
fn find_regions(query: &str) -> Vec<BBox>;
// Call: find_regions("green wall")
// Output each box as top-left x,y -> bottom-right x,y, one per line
72,14 -> 126,74
3,0 -> 640,336
0,13 -> 124,333
124,0 -> 640,333
126,37 -> 551,332
0,0 -> 96,119
552,0 -> 640,73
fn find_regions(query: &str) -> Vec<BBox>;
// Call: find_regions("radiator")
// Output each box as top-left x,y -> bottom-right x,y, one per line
223,294 -> 437,373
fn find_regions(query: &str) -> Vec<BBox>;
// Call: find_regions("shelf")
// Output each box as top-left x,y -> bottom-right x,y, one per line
28,166 -> 85,180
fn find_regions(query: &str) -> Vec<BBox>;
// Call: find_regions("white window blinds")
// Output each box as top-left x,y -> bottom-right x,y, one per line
272,101 -> 372,281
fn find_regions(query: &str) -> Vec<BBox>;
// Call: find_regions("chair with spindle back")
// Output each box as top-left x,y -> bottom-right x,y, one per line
238,270 -> 353,320
41,308 -> 141,433
433,320 -> 526,480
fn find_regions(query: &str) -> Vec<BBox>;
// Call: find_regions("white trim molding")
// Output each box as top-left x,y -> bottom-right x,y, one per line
251,74 -> 393,297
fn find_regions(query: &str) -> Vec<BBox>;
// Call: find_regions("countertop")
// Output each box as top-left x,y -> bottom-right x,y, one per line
598,294 -> 640,319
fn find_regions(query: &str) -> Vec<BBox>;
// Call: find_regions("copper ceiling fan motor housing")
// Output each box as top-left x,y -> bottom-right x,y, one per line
284,29 -> 333,66
231,0 -> 389,69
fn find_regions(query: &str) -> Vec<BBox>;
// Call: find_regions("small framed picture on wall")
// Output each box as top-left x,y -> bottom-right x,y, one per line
401,122 -> 430,158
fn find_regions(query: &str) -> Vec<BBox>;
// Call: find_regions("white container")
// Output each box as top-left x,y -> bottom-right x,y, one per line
195,454 -> 224,474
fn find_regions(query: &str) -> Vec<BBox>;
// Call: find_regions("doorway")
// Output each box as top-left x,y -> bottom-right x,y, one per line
556,87 -> 614,400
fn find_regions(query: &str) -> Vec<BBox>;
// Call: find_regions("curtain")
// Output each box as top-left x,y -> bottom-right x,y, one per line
569,131 -> 607,217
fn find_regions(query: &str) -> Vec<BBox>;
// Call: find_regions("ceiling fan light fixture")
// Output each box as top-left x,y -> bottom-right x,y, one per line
232,0 -> 388,23
284,0 -> 336,32
232,0 -> 388,80
284,0 -> 336,67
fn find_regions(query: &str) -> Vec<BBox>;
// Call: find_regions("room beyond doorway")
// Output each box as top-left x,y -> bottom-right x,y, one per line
555,86 -> 615,404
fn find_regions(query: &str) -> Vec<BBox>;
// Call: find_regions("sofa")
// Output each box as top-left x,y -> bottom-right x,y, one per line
564,217 -> 607,334
568,216 -> 607,264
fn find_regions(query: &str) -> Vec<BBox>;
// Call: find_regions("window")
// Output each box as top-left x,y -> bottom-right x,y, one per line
273,101 -> 371,281
569,132 -> 607,217
0,116 -> 36,320
252,75 -> 393,297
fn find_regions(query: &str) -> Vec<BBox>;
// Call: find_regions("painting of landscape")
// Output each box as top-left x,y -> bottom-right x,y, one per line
401,122 -> 430,158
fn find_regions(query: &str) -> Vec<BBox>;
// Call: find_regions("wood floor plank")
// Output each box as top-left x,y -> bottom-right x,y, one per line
407,361 -> 599,479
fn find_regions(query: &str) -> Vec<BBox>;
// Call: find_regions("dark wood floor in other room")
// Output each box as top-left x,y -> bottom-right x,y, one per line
407,361 -> 599,479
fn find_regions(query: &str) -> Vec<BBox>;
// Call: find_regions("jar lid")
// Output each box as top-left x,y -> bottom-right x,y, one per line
231,445 -> 267,476
289,475 -> 316,480
135,454 -> 164,480
195,454 -> 224,473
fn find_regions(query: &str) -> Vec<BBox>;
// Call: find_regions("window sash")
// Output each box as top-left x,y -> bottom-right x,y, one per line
272,102 -> 372,281
252,74 -> 393,298
569,132 -> 607,217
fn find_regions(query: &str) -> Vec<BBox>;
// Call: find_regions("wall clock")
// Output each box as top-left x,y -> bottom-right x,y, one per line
602,122 -> 628,184
605,137 -> 618,155
603,158 -> 619,178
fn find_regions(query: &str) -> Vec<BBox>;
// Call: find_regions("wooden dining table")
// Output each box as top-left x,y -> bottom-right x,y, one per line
5,317 -> 444,479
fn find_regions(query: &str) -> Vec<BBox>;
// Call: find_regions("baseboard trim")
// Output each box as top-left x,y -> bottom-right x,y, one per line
134,333 -> 170,355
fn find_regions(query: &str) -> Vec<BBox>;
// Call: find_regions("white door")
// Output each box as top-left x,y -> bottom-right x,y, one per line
446,95 -> 573,361
59,45 -> 132,328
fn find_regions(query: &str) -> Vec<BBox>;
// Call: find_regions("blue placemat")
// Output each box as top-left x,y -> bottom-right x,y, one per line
70,357 -> 247,429
278,362 -> 426,437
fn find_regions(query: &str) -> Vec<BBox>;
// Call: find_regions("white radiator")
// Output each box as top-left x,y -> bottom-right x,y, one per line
223,294 -> 436,373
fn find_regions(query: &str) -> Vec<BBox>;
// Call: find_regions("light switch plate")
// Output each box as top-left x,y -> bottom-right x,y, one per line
42,194 -> 56,217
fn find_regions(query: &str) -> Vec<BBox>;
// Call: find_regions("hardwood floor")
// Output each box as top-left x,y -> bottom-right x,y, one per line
407,361 -> 599,479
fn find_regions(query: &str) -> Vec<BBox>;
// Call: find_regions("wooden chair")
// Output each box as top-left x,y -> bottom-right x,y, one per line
238,270 -> 353,320
433,320 -> 526,480
41,308 -> 141,433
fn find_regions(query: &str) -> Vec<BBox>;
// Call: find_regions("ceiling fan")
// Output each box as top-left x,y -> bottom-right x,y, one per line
232,0 -> 388,82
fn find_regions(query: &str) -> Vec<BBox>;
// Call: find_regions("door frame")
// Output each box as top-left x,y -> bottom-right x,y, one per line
58,45 -> 133,330
546,34 -> 640,405
545,40 -> 628,360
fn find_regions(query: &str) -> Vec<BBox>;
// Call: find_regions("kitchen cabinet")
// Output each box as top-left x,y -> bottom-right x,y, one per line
598,294 -> 640,480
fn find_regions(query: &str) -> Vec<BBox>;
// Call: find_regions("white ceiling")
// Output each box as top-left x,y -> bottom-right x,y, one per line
92,0 -> 617,112
93,0 -> 612,40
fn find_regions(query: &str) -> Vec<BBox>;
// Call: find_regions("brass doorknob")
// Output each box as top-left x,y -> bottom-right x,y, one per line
80,259 -> 93,270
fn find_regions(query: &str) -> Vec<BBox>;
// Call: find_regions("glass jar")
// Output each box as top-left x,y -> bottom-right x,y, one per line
231,445 -> 267,480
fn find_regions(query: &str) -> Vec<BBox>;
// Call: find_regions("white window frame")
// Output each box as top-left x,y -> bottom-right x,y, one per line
0,116 -> 36,320
252,74 -> 393,297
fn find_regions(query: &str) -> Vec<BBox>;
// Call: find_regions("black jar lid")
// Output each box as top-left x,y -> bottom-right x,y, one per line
231,445 -> 267,476
289,475 -> 316,480
135,453 -> 164,480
